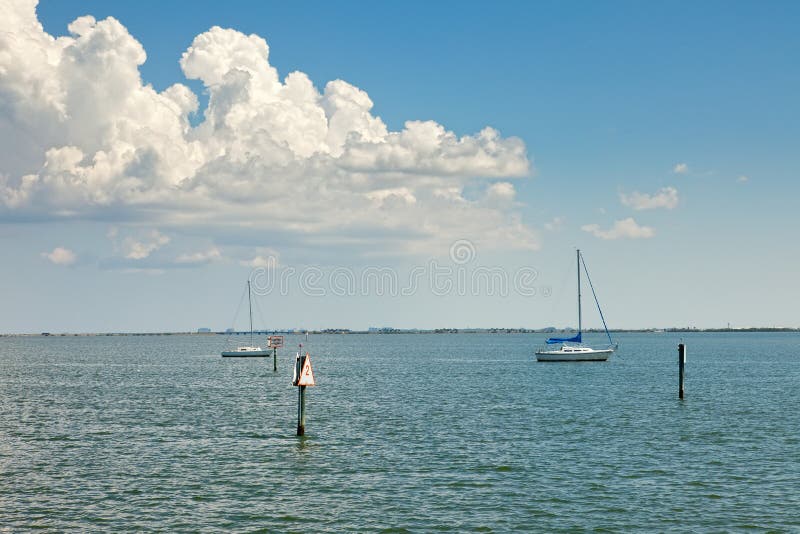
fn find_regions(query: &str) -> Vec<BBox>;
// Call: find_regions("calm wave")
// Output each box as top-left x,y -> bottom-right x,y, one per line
1,332 -> 799,531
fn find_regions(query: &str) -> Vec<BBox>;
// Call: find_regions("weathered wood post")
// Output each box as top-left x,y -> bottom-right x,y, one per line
678,343 -> 686,399
293,347 -> 315,436
273,346 -> 277,372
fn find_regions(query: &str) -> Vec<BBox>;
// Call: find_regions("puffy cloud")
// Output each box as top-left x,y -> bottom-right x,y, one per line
240,255 -> 277,268
581,218 -> 655,240
619,187 -> 678,211
98,245 -> 220,271
485,182 -> 516,202
0,5 -> 535,258
121,230 -> 170,260
41,246 -> 77,265
673,163 -> 688,174
366,187 -> 418,211
238,247 -> 280,268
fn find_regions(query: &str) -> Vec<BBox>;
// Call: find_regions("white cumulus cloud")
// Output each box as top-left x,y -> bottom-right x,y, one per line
240,255 -> 277,268
619,187 -> 679,211
581,218 -> 655,240
673,163 -> 688,174
483,181 -> 517,208
0,2 -> 537,259
42,246 -> 77,265
121,230 -> 170,260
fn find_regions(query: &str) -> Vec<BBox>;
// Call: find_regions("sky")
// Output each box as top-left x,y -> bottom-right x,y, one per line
1,0 -> 798,333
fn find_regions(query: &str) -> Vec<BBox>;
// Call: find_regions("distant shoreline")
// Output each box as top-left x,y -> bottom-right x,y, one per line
3,327 -> 798,337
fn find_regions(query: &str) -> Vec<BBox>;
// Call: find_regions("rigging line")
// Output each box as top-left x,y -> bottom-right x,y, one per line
226,282 -> 249,345
580,252 -> 614,346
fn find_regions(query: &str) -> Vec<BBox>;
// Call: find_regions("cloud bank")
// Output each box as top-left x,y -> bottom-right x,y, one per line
0,1 -> 536,259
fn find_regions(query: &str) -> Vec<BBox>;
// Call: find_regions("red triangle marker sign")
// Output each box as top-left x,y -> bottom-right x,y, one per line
297,353 -> 316,386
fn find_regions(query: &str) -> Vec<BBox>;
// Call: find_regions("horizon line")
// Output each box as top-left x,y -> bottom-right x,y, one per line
4,327 -> 799,337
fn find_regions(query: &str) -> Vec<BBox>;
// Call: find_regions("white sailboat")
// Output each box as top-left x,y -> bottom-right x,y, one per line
536,250 -> 617,362
221,280 -> 271,357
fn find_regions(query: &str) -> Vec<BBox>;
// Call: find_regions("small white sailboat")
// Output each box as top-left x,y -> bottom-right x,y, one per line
536,249 -> 617,362
221,280 -> 271,357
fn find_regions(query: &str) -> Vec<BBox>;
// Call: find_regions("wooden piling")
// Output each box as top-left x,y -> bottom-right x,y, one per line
273,346 -> 277,372
678,343 -> 686,399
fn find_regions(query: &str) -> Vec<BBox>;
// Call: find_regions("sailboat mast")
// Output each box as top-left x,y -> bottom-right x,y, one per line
577,249 -> 582,334
247,280 -> 254,346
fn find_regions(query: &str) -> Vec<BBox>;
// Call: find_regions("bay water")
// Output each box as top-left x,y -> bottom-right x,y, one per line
1,332 -> 799,531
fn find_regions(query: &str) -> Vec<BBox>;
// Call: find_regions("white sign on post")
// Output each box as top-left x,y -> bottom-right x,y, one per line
297,353 -> 315,386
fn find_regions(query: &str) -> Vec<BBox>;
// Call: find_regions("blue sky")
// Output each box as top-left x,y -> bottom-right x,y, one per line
1,0 -> 798,332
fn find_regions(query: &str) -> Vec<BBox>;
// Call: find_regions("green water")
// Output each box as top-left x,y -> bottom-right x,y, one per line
1,332 -> 799,531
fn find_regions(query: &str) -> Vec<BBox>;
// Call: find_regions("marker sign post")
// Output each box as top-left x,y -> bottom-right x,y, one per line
678,343 -> 686,400
293,349 -> 316,436
269,335 -> 284,372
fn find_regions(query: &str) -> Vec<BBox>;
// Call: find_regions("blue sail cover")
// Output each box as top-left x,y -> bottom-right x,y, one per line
546,332 -> 582,344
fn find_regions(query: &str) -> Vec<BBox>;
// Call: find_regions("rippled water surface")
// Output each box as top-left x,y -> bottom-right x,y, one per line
2,332 -> 799,531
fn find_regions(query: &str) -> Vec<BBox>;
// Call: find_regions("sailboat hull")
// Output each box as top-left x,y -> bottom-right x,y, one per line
221,348 -> 271,357
535,348 -> 613,362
